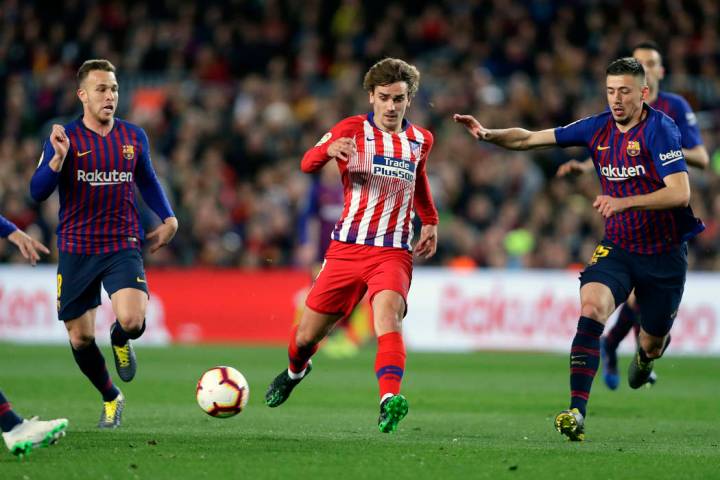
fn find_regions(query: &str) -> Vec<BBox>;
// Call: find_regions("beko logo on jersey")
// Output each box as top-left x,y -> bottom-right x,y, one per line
372,155 -> 416,181
659,149 -> 683,164
77,169 -> 133,186
600,164 -> 646,181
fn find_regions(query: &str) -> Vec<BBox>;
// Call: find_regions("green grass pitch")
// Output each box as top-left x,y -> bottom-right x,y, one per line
1,343 -> 718,479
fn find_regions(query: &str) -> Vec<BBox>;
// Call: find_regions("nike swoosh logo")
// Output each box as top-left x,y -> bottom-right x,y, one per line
366,137 -> 375,141
77,150 -> 92,157
136,277 -> 146,283
596,146 -> 610,151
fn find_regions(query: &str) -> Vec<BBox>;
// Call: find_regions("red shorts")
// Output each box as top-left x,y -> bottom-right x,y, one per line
305,240 -> 413,318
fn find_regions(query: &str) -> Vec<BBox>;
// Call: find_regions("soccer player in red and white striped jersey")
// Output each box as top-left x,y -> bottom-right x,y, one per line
265,58 -> 439,433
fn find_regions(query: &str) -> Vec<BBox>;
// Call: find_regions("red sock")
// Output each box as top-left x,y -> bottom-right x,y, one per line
288,325 -> 318,374
375,332 -> 406,399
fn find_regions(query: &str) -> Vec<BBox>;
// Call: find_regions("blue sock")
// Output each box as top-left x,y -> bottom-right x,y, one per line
569,316 -> 605,417
0,390 -> 23,432
71,341 -> 121,402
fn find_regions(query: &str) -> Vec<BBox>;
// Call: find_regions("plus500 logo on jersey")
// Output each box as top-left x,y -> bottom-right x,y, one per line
372,155 -> 416,182
77,169 -> 134,186
600,164 -> 646,182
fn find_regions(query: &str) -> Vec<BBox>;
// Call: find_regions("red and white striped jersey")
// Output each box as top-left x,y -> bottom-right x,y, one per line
301,113 -> 438,250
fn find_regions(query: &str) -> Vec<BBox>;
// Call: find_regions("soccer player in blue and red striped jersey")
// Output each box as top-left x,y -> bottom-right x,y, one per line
265,58 -> 439,434
557,41 -> 709,391
30,59 -> 178,429
455,57 -> 704,441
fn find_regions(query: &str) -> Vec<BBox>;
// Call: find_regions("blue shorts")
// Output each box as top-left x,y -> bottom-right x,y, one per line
579,239 -> 687,337
57,248 -> 149,321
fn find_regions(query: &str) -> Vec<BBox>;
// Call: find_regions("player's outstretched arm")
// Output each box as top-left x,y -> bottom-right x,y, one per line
683,145 -> 709,170
7,229 -> 50,266
593,172 -> 690,218
453,114 -> 557,150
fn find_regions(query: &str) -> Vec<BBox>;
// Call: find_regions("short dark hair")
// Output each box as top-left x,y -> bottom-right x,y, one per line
606,57 -> 645,80
363,58 -> 420,97
632,41 -> 662,58
77,59 -> 116,86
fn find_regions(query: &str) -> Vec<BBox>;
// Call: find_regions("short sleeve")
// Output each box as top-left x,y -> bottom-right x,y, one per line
649,116 -> 688,178
554,116 -> 598,148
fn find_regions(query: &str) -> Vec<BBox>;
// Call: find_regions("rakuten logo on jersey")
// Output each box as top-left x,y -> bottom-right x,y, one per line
659,149 -> 683,165
600,164 -> 646,182
77,169 -> 133,186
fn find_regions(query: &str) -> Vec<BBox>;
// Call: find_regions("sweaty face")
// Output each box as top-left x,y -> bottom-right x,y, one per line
606,74 -> 648,126
78,70 -> 119,125
632,48 -> 664,94
369,82 -> 411,133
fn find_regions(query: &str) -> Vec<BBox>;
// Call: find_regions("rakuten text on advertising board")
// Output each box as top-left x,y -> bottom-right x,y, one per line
405,269 -> 720,355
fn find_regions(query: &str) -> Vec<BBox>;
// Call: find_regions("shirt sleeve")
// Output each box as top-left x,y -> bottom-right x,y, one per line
554,116 -> 596,148
671,97 -> 703,149
301,119 -> 354,173
0,214 -> 18,237
649,116 -> 688,178
413,132 -> 439,225
30,140 -> 62,202
134,128 -> 175,221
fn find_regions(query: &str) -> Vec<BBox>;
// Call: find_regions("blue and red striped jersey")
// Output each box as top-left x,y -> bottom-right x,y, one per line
555,104 -> 703,254
650,91 -> 703,149
30,117 -> 174,255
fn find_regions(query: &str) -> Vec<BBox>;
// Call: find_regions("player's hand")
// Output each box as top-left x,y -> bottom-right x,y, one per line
453,114 -> 490,141
146,216 -> 178,253
557,159 -> 593,177
414,224 -> 438,259
327,137 -> 356,162
7,229 -> 50,266
49,124 -> 70,167
593,195 -> 628,218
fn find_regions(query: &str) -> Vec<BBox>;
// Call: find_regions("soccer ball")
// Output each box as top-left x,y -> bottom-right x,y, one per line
196,366 -> 249,418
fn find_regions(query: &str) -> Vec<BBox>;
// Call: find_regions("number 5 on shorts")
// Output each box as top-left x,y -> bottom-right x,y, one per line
589,245 -> 612,265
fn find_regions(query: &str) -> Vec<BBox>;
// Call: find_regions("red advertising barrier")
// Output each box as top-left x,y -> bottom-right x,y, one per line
147,269 -> 310,344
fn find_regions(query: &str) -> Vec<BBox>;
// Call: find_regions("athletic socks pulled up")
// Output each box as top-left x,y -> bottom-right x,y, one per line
569,316 -> 604,417
375,332 -> 406,400
71,341 -> 121,402
288,325 -> 319,375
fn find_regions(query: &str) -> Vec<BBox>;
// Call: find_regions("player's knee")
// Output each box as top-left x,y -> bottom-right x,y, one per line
117,312 -> 145,334
639,336 -> 664,358
580,301 -> 611,323
69,332 -> 95,349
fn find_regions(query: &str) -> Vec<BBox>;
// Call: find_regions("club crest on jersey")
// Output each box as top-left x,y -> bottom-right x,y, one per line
626,140 -> 641,157
122,145 -> 135,160
409,139 -> 422,155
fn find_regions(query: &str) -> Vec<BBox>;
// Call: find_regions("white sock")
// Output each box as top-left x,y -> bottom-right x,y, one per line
380,393 -> 394,404
287,367 -> 307,380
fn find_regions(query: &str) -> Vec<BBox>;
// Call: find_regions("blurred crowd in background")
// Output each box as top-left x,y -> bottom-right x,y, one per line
1,0 -> 719,270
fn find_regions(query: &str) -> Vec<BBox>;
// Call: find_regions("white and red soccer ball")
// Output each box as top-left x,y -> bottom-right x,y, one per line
196,366 -> 249,418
